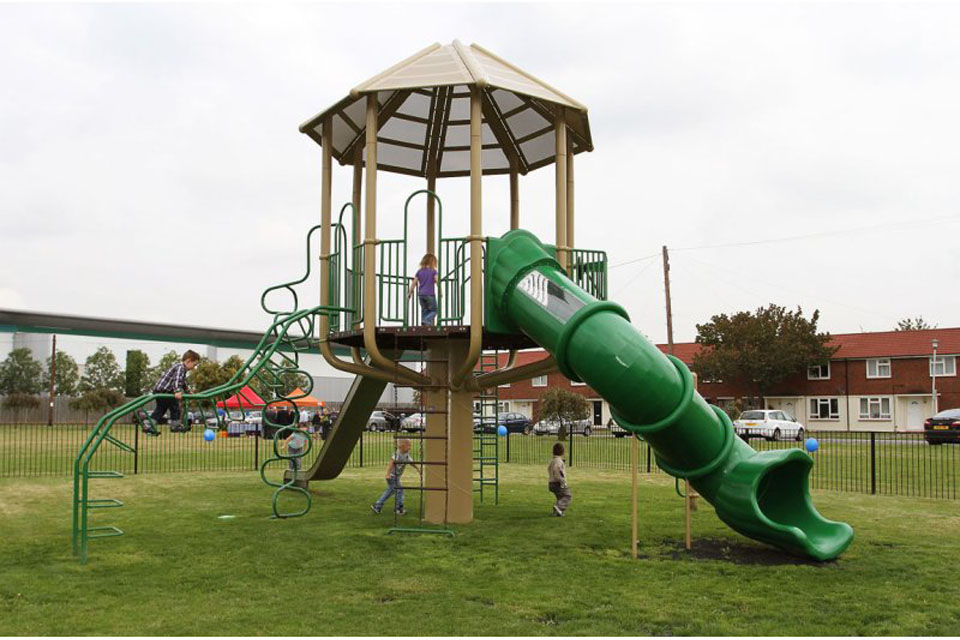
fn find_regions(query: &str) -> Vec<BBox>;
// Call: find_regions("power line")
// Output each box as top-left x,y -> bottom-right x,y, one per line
672,215 -> 960,253
609,214 -> 960,268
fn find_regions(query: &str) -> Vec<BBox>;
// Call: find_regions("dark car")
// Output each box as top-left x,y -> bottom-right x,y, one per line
924,408 -> 960,444
481,412 -> 533,435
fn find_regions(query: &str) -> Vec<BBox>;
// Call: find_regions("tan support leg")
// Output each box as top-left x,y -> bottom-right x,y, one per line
428,339 -> 475,524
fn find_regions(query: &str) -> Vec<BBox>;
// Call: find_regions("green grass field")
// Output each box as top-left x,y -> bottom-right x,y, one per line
2,465 -> 959,635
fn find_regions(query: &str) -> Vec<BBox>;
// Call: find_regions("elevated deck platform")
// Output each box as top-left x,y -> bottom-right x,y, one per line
327,325 -> 538,352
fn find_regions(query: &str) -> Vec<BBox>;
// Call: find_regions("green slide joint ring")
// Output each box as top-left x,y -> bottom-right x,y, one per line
609,354 -> 694,435
655,405 -> 736,480
554,300 -> 631,382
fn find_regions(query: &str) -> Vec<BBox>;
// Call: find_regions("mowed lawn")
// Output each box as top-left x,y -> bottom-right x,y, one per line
1,465 -> 959,636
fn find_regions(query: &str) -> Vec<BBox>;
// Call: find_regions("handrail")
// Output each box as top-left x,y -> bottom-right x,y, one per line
401,189 -> 442,328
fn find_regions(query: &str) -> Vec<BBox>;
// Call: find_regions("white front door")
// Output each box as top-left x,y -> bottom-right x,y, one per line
906,400 -> 923,430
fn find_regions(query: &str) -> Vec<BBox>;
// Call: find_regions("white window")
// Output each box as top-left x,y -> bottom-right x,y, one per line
498,401 -> 510,413
866,358 -> 891,379
532,375 -> 548,387
807,363 -> 831,380
809,397 -> 839,420
930,355 -> 957,377
859,397 -> 891,420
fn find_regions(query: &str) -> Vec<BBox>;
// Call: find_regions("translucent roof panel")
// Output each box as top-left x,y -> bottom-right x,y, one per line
299,41 -> 593,177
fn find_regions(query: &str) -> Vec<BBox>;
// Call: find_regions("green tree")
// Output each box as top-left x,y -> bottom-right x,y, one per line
895,317 -> 936,331
0,348 -> 44,395
693,304 -> 837,405
42,350 -> 80,396
70,388 -> 126,424
2,392 -> 41,422
80,347 -> 123,393
124,350 -> 150,397
538,388 -> 589,441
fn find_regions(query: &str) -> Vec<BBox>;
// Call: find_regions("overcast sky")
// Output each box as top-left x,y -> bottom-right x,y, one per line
3,2 -> 960,357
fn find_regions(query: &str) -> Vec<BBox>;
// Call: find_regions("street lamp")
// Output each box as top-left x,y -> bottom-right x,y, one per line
931,338 -> 940,415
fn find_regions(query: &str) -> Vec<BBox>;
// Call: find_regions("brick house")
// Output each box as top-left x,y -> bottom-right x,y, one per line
493,328 -> 960,432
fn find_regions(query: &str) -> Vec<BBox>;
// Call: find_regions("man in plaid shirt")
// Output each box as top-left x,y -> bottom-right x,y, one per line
144,350 -> 201,435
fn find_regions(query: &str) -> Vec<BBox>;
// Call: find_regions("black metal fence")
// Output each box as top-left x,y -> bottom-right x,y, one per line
2,424 -> 957,500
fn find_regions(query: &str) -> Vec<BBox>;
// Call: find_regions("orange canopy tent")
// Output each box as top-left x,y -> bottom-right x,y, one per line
216,385 -> 265,409
286,388 -> 325,408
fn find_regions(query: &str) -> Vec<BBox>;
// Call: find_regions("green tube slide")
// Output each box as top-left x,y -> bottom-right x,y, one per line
486,230 -> 854,561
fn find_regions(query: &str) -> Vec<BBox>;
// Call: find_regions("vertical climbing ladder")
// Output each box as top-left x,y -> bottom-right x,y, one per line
473,351 -> 500,504
387,337 -> 453,536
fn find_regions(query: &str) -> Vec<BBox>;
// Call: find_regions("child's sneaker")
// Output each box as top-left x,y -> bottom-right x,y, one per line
370,504 -> 381,514
553,506 -> 563,517
395,508 -> 406,516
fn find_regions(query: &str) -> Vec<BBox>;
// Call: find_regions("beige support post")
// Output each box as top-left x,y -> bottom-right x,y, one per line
316,118 -> 399,384
443,340 -> 476,523
566,135 -> 574,256
350,146 -> 364,364
426,172 -> 437,254
632,433 -> 639,560
555,110 -> 568,272
452,86 -> 483,388
361,94 -> 426,385
509,157 -> 520,230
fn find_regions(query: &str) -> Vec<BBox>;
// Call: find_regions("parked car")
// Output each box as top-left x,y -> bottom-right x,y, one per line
533,418 -> 593,437
367,410 -> 397,432
400,412 -> 425,432
608,419 -> 633,438
924,408 -> 960,445
733,410 -> 805,441
477,412 -> 533,435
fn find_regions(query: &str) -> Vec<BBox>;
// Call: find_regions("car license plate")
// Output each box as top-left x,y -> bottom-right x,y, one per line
934,425 -> 949,430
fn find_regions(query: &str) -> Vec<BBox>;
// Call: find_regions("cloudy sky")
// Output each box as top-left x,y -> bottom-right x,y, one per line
3,1 -> 960,358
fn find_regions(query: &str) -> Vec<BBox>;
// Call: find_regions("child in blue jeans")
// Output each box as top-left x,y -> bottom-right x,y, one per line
408,253 -> 438,326
371,439 -> 420,515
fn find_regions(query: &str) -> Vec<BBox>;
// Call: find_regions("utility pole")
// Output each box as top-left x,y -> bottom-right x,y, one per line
47,334 -> 56,426
662,246 -> 674,355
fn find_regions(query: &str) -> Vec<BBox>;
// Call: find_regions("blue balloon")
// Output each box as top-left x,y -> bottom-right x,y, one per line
805,437 -> 819,453
496,425 -> 508,437
204,429 -> 217,442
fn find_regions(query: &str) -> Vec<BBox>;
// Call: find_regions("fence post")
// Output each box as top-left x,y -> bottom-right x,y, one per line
133,422 -> 139,475
254,432 -> 259,470
646,442 -> 652,473
359,431 -> 363,467
506,432 -> 510,463
569,430 -> 574,467
870,432 -> 876,495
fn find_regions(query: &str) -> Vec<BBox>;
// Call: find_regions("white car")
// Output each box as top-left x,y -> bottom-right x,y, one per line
400,412 -> 425,432
733,410 -> 805,441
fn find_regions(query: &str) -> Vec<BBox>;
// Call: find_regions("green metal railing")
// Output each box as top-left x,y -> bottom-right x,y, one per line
321,189 -> 609,332
569,248 -> 608,300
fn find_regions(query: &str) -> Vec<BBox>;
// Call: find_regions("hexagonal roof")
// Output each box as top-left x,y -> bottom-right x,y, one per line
299,41 -> 592,178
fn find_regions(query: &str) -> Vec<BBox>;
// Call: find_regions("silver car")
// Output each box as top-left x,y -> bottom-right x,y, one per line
532,418 -> 593,437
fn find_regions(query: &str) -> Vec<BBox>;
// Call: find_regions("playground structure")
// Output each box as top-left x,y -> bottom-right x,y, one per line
73,41 -> 853,562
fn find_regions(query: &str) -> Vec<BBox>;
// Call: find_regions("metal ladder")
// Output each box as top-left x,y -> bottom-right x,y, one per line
387,337 -> 453,536
473,351 -> 500,504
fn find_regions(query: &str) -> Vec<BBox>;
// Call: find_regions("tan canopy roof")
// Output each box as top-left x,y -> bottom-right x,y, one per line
299,41 -> 592,178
